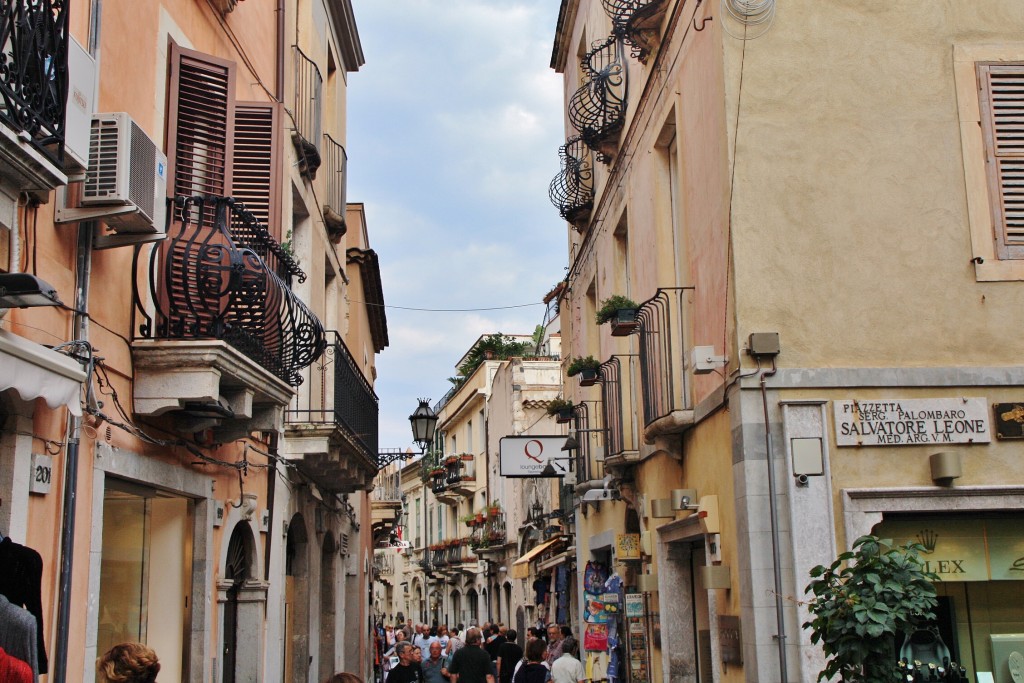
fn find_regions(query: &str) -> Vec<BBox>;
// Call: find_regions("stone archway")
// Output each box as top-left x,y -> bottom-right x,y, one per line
451,589 -> 462,626
285,514 -> 310,682
219,521 -> 265,683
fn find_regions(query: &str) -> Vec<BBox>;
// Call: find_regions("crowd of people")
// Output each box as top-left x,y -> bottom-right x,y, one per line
376,622 -> 587,683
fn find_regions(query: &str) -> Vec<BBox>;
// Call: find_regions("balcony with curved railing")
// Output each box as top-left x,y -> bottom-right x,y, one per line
132,196 -> 326,438
0,0 -> 69,169
568,34 -> 627,162
636,287 -> 696,440
600,0 -> 670,64
549,135 -> 594,229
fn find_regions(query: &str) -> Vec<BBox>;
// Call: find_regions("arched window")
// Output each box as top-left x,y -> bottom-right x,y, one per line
285,514 -> 310,682
221,522 -> 262,683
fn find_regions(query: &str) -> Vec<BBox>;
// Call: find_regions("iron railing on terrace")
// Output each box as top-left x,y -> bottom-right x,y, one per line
134,196 -> 325,386
568,34 -> 627,162
549,135 -> 594,229
373,552 -> 394,576
292,45 -> 322,178
598,355 -> 639,460
371,482 -> 402,502
287,330 -> 379,460
0,0 -> 69,165
600,0 -> 669,64
636,287 -> 694,427
572,401 -> 605,484
322,133 -> 348,239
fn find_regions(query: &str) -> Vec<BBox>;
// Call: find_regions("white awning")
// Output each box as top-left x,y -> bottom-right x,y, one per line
0,329 -> 85,415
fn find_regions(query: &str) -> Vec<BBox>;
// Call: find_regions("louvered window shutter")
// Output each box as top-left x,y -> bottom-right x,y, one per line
979,64 -> 1024,259
166,42 -> 237,201
233,102 -> 281,240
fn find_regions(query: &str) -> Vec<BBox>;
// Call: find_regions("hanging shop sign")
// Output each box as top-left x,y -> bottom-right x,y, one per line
616,533 -> 641,560
499,436 -> 570,477
718,616 -> 742,665
833,398 -> 990,447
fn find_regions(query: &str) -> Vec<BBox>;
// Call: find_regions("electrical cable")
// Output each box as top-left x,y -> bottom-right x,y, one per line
349,300 -> 543,312
721,0 -> 776,39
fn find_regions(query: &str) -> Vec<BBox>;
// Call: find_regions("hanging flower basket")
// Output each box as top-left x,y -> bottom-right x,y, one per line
579,368 -> 599,386
555,408 -> 574,424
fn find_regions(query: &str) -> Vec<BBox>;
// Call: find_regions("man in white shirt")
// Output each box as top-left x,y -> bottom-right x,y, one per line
550,637 -> 587,683
414,624 -> 438,651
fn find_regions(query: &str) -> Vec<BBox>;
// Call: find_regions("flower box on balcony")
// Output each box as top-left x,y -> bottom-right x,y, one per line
461,453 -> 474,461
579,369 -> 599,386
444,454 -> 460,466
547,399 -> 574,424
610,309 -> 639,336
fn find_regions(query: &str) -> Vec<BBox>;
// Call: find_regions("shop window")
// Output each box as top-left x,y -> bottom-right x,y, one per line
97,479 -> 192,682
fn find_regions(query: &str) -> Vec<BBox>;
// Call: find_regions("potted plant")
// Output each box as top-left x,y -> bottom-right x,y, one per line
567,355 -> 601,386
596,295 -> 639,336
461,452 -> 474,461
546,398 -> 575,424
804,535 -> 938,683
460,513 -> 476,528
488,500 -> 502,516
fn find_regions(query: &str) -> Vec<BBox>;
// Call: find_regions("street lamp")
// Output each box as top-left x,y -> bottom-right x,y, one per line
409,398 -> 439,452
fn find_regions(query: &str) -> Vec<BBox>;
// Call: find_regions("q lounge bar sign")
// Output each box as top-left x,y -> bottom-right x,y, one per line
833,398 -> 990,447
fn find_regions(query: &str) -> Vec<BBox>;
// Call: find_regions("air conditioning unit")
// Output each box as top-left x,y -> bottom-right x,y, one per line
81,112 -> 167,233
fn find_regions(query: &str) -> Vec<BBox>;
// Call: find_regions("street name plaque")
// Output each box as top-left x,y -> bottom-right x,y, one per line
833,397 -> 990,447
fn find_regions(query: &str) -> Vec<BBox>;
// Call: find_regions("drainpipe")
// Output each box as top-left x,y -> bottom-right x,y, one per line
758,356 -> 789,683
275,0 -> 284,102
53,4 -> 102,679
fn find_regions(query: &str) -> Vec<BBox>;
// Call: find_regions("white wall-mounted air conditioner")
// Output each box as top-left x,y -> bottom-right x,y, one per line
81,112 -> 167,233
56,112 -> 168,248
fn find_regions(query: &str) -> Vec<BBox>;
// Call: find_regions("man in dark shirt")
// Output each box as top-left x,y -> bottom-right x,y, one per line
484,623 -> 505,661
496,629 -> 524,683
387,641 -> 424,683
448,628 -> 496,683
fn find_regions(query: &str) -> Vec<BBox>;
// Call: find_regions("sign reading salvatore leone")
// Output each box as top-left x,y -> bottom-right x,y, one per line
833,398 -> 990,446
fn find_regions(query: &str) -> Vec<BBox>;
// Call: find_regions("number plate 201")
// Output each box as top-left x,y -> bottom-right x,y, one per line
30,453 -> 52,495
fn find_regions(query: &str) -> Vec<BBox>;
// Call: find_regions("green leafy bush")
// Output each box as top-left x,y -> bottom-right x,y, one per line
803,535 -> 939,683
567,355 -> 600,376
595,295 -> 638,324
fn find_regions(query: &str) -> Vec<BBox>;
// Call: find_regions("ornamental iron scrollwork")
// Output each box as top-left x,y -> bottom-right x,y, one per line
134,195 -> 325,386
568,34 -> 627,162
600,0 -> 670,64
0,0 -> 69,163
549,134 -> 594,229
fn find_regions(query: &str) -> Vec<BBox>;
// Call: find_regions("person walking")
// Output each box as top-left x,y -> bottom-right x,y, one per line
448,627 -> 496,683
422,642 -> 447,683
496,629 -> 523,683
96,643 -> 160,683
550,637 -> 586,683
544,625 -> 564,667
512,639 -> 549,683
386,642 -> 423,683
484,624 -> 505,662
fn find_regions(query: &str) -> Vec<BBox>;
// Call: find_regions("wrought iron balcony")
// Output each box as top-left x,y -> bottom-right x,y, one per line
292,46 -> 322,179
568,34 -> 627,162
0,0 -> 69,166
470,512 -> 507,555
441,454 -> 475,497
570,402 -> 605,486
600,0 -> 670,64
322,133 -> 348,241
285,330 -> 381,492
636,287 -> 696,439
549,135 -> 594,229
373,552 -> 394,577
598,355 -> 639,462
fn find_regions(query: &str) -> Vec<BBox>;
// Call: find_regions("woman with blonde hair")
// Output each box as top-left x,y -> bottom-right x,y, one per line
96,643 -> 160,683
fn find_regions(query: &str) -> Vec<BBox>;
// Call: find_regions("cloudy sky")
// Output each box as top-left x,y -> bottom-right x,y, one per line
347,1 -> 568,450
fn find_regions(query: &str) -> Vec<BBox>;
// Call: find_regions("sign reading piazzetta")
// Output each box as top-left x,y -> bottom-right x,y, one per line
833,398 -> 990,446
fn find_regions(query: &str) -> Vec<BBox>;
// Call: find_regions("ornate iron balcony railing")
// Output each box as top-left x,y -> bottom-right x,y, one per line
0,0 -> 68,164
549,135 -> 594,229
292,45 -> 322,178
374,552 -> 394,576
134,196 -> 326,386
322,133 -> 348,240
600,0 -> 669,64
636,287 -> 695,426
288,330 -> 380,460
568,34 -> 627,162
571,402 -> 605,485
598,355 -> 639,459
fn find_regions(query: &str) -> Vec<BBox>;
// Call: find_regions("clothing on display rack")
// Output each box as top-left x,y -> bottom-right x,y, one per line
0,594 -> 38,681
0,645 -> 33,683
0,536 -> 47,674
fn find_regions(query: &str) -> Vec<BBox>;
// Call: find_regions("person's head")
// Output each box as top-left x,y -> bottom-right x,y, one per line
96,643 -> 160,683
560,626 -> 572,639
429,642 -> 443,660
547,624 -> 561,643
499,624 -> 508,636
438,625 -> 448,637
465,627 -> 483,646
527,627 -> 543,641
395,630 -> 406,642
505,629 -> 518,644
525,638 -> 547,663
413,647 -> 423,663
489,623 -> 500,636
386,625 -> 394,632
325,674 -> 362,683
561,637 -> 579,659
395,641 -> 415,664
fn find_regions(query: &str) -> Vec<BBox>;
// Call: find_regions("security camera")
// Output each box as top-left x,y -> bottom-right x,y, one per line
582,488 -> 619,502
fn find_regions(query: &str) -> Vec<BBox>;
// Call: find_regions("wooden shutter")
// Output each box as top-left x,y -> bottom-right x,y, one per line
233,102 -> 281,239
979,64 -> 1024,259
166,41 -> 236,201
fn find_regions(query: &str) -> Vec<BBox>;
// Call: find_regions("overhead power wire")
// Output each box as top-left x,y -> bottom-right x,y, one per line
349,300 -> 543,312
